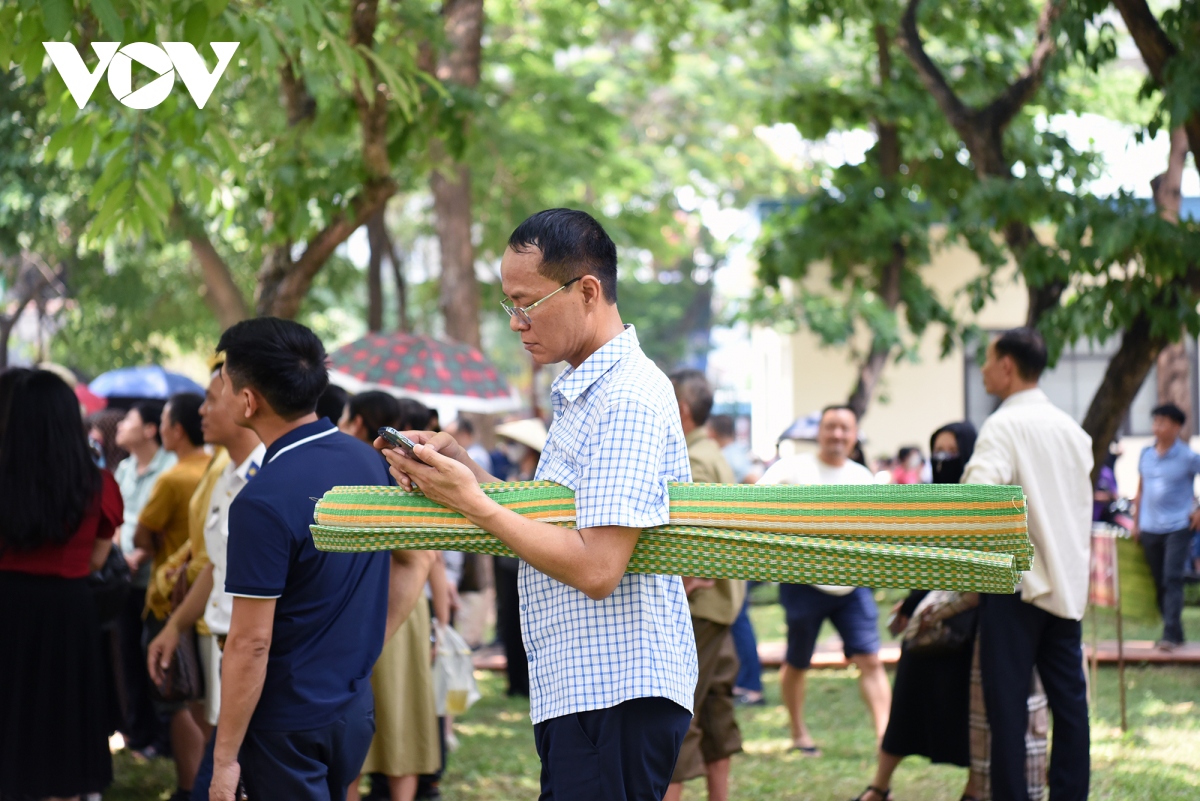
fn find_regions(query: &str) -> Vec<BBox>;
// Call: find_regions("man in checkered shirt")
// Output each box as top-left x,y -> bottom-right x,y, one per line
378,208 -> 698,799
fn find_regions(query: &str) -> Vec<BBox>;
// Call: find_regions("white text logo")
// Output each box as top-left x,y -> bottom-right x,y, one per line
43,42 -> 240,110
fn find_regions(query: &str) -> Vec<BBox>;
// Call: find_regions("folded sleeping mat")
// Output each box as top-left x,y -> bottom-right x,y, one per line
310,481 -> 1031,594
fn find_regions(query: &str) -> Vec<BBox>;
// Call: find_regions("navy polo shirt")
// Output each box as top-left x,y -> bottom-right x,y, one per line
225,418 -> 391,731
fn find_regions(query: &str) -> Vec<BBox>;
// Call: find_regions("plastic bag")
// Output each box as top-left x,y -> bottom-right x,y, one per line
433,622 -> 481,715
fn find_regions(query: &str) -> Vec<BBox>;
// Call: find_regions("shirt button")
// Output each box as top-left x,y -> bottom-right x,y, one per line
520,604 -> 527,611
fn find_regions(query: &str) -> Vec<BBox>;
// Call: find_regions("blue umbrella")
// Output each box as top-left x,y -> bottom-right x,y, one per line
89,366 -> 205,399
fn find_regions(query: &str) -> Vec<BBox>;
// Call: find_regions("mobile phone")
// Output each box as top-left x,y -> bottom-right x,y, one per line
378,426 -> 418,458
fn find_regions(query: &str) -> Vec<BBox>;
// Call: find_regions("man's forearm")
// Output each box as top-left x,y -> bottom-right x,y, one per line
464,497 -> 636,600
168,564 -> 215,632
385,551 -> 435,640
214,637 -> 268,764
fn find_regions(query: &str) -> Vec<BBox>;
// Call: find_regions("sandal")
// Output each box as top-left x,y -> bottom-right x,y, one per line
790,744 -> 823,757
851,787 -> 893,801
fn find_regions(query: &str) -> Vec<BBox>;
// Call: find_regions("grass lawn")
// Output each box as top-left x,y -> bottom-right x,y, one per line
107,599 -> 1200,800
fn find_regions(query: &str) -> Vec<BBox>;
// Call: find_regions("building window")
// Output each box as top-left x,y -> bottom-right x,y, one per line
963,334 -> 1198,436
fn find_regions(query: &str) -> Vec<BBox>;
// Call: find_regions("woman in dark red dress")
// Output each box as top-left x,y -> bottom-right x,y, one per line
0,369 -> 124,800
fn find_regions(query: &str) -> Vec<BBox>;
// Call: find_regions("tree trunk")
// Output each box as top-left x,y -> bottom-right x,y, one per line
847,25 -> 907,419
253,0 -> 396,319
383,228 -> 410,333
432,158 -> 481,347
431,0 -> 485,348
366,207 -> 386,332
1152,127 -> 1192,436
1082,315 -> 1167,483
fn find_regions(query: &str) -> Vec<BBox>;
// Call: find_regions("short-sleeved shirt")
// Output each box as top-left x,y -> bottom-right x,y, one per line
226,419 -> 390,731
140,451 -> 210,619
1138,440 -> 1200,533
113,447 -> 176,585
0,471 -> 123,578
684,428 -> 745,625
523,325 -> 698,725
202,443 -> 264,637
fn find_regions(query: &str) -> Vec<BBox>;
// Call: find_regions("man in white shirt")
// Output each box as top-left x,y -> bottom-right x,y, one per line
145,362 -> 264,796
759,406 -> 891,756
963,327 -> 1092,801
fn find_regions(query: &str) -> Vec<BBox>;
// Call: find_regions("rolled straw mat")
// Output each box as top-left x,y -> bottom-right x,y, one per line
311,482 -> 1030,594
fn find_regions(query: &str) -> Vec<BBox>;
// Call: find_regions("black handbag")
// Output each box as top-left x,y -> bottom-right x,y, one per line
88,542 -> 131,628
902,591 -> 980,656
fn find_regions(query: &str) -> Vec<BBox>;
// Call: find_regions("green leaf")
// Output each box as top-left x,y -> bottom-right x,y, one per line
72,126 -> 96,170
42,0 -> 72,40
0,8 -> 19,66
89,179 -> 132,241
184,2 -> 209,44
90,0 -> 124,40
44,124 -> 76,162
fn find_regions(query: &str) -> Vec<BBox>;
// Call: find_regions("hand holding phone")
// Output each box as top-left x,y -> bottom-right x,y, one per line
378,426 -> 418,459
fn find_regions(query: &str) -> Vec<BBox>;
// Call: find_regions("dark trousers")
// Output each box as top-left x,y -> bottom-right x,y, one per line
494,556 -> 529,697
730,590 -> 762,693
533,697 -> 691,801
1141,527 -> 1190,644
116,587 -> 161,750
979,593 -> 1089,801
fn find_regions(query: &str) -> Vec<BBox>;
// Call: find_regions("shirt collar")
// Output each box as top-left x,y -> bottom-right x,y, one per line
235,443 -> 267,480
551,325 -> 640,404
263,418 -> 335,465
998,387 -> 1048,409
147,446 -> 173,472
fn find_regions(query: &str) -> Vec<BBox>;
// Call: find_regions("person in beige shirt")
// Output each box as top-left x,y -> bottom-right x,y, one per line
963,327 -> 1092,801
665,370 -> 744,801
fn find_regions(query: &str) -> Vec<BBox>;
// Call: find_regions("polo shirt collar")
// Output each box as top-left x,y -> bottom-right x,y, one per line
1150,439 -> 1187,460
147,446 -> 173,472
264,417 -> 336,465
551,325 -> 640,404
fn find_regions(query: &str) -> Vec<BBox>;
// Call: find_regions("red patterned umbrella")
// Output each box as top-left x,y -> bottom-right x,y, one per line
328,332 -> 519,414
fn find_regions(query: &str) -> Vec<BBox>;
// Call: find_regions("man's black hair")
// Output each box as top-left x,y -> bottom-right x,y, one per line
347,391 -> 400,437
993,327 -> 1047,382
507,208 -> 618,303
166,392 -> 205,447
316,384 -> 350,425
455,417 -> 475,437
131,399 -> 167,445
0,370 -> 100,553
821,404 -> 859,423
216,317 -> 329,420
670,369 -> 715,427
395,398 -> 433,431
1152,402 -> 1186,426
708,414 -> 735,439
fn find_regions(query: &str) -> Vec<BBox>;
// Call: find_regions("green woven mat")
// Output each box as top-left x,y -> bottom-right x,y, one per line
310,481 -> 1030,593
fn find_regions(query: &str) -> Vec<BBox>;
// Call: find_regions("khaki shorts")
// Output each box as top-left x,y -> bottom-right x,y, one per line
671,618 -> 743,783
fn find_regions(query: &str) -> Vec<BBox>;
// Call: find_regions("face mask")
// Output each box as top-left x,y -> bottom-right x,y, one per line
931,452 -> 964,485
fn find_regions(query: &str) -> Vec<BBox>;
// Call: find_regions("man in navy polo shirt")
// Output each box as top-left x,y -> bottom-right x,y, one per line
207,318 -> 433,801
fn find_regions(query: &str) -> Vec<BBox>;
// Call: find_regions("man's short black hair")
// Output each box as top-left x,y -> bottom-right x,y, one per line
670,369 -> 715,427
166,392 -> 205,447
131,400 -> 166,445
316,384 -> 350,425
455,417 -> 475,437
1152,403 -> 1186,426
507,208 -> 618,303
216,317 -> 329,420
993,327 -> 1047,381
821,404 -> 859,423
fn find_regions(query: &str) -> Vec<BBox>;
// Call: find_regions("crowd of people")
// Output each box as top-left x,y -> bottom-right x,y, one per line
0,208 -> 1197,801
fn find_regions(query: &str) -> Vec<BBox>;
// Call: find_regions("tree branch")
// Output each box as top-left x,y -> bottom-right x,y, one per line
981,0 -> 1065,132
173,208 -> 250,330
897,0 -> 974,140
279,54 -> 317,126
1112,0 -> 1200,161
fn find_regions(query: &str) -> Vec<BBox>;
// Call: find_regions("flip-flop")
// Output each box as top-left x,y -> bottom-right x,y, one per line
790,744 -> 823,757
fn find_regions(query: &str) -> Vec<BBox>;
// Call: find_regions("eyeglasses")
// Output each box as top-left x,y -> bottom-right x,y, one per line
501,277 -> 581,327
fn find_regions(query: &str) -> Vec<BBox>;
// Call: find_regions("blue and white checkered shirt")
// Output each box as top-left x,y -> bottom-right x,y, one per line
521,325 -> 698,724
